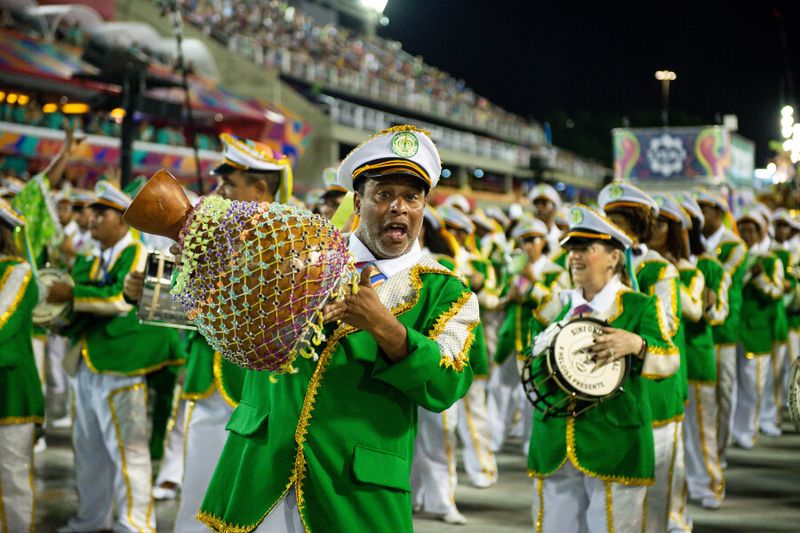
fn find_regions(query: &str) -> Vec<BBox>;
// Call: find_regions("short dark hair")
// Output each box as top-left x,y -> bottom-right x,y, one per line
662,217 -> 689,261
354,174 -> 429,197
243,170 -> 281,198
687,216 -> 706,256
607,206 -> 656,243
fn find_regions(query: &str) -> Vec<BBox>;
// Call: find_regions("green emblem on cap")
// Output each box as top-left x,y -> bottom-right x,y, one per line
570,208 -> 584,225
609,183 -> 624,199
655,196 -> 665,207
391,131 -> 419,158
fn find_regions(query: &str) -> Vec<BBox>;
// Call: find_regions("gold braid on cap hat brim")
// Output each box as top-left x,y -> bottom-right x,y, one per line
352,159 -> 431,185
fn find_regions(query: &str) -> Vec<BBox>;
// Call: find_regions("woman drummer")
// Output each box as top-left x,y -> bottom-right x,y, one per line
0,198 -> 43,532
599,182 -> 684,533
527,204 -> 679,533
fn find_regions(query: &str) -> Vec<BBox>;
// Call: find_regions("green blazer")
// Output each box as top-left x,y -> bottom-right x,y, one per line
199,257 -> 478,532
66,236 -> 185,375
0,257 -> 44,424
711,234 -> 748,345
182,332 -> 246,407
684,255 -> 729,382
740,252 -> 784,354
527,288 -> 679,485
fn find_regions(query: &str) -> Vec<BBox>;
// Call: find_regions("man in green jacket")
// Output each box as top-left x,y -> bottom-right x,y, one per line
52,181 -> 184,533
198,125 -> 478,533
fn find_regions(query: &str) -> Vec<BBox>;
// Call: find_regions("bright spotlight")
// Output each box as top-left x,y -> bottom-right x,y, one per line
781,105 -> 794,117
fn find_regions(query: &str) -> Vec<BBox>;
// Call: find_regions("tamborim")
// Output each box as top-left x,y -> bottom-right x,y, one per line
521,317 -> 630,418
32,268 -> 73,330
137,251 -> 196,330
789,357 -> 800,433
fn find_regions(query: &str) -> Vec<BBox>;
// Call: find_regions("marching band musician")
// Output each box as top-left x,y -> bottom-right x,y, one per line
490,216 -> 568,454
731,210 -> 785,450
598,183 -> 684,533
198,125 -> 479,532
527,204 -> 679,533
529,183 -> 563,257
0,198 -> 43,533
52,181 -> 185,533
696,192 -> 748,465
678,193 -> 729,510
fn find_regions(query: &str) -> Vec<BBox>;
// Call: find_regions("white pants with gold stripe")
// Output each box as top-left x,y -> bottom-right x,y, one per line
760,342 -> 788,432
684,382 -> 724,504
154,390 -> 186,489
732,352 -> 769,446
0,422 -> 35,533
411,403 -> 460,515
715,344 -> 738,462
457,378 -> 497,488
175,391 -> 234,532
67,363 -> 155,533
531,462 -> 646,533
645,419 -> 684,533
487,353 -> 523,452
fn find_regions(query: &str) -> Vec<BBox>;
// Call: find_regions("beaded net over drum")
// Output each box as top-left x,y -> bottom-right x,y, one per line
171,196 -> 356,374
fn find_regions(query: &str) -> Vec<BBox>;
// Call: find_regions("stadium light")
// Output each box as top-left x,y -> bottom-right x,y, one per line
361,0 -> 389,14
655,70 -> 677,81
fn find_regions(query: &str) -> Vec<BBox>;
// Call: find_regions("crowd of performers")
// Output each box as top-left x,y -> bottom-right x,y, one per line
0,123 -> 797,533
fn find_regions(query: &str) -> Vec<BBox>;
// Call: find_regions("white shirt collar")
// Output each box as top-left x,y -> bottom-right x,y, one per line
703,225 -> 725,252
531,255 -> 548,279
348,234 -> 423,279
566,275 -> 624,316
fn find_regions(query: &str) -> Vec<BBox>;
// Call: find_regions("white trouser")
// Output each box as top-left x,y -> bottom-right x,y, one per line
760,343 -> 787,430
154,391 -> 186,488
0,423 -> 35,533
646,419 -> 682,533
411,403 -> 460,515
253,488 -> 304,533
531,462 -> 646,533
732,352 -> 769,445
457,378 -> 497,487
67,363 -> 155,533
487,353 -> 522,452
47,333 -> 69,396
667,421 -> 690,532
174,391 -> 235,533
684,382 -> 724,503
483,309 -> 504,361
32,335 -> 46,395
715,344 -> 737,461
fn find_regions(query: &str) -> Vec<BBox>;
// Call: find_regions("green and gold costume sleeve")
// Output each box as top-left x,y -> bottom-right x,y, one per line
680,267 -> 705,323
72,242 -> 145,315
704,259 -> 730,326
638,293 -> 681,379
0,261 -> 35,349
372,275 -> 477,413
751,256 -> 784,301
650,264 -> 682,338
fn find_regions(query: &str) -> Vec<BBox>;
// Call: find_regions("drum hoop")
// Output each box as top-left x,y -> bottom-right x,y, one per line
32,268 -> 74,326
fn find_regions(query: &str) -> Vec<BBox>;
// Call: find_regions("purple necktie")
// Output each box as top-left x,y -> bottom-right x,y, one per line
572,303 -> 593,317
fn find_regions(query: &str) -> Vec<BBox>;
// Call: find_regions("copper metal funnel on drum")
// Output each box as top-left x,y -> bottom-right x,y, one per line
123,169 -> 193,241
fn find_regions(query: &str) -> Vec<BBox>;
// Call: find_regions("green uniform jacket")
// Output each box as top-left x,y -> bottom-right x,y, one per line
637,256 -> 685,424
527,289 -> 679,485
740,252 -> 784,354
711,235 -> 748,345
66,236 -> 185,375
772,247 -> 794,337
495,263 -> 567,365
684,256 -> 730,382
182,332 -> 246,407
199,257 -> 478,533
0,257 -> 44,424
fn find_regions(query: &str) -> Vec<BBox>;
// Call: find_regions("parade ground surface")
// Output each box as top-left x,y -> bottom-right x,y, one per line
34,423 -> 799,532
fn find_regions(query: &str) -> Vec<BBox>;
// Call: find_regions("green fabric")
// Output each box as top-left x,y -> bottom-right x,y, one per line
182,332 -> 246,405
637,260 -> 685,423
0,259 -> 44,423
740,253 -> 784,354
200,269 -> 475,532
66,244 -> 186,374
11,174 -> 59,261
526,290 -> 675,483
683,257 -> 723,382
712,240 -> 748,344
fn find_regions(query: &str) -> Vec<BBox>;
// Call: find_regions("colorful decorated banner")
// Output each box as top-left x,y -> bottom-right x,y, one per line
612,126 -> 754,186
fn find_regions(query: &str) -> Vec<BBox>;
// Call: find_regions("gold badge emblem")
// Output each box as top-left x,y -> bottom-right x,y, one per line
391,132 -> 419,158
570,208 -> 584,225
609,183 -> 624,199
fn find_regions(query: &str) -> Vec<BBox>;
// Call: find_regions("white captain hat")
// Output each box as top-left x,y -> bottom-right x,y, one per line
771,208 -> 800,230
560,204 -> 633,249
511,216 -> 549,241
0,197 -> 24,229
443,193 -> 471,213
71,188 -> 96,207
90,181 -> 132,212
485,206 -> 510,229
696,191 -> 729,212
438,205 -> 475,234
736,208 -> 767,229
336,125 -> 442,192
528,183 -> 562,208
653,193 -> 689,229
212,133 -> 293,203
675,192 -> 705,228
598,182 -> 659,215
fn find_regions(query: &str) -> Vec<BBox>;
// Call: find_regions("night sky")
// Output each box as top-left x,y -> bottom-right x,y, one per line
379,0 -> 800,166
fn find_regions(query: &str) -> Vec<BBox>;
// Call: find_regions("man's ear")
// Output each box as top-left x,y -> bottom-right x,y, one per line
353,192 -> 361,215
253,179 -> 274,203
